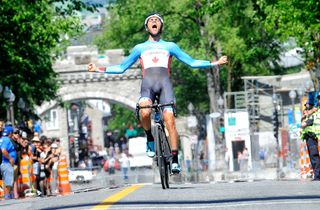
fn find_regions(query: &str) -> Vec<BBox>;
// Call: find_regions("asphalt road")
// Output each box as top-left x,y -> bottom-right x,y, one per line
1,180 -> 320,210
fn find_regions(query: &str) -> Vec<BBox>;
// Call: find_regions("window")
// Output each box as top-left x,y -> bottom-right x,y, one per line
45,109 -> 59,130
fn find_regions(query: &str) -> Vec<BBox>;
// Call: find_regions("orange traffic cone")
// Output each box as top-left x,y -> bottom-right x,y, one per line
300,141 -> 313,179
58,155 -> 72,195
299,142 -> 306,179
0,180 -> 4,200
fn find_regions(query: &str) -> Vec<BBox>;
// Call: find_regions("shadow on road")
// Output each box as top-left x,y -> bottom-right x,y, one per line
41,195 -> 320,210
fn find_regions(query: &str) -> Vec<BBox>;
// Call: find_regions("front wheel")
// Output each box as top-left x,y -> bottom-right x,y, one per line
156,126 -> 169,189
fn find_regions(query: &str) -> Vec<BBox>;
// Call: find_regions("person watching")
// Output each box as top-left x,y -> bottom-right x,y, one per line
0,125 -> 16,199
88,13 -> 228,174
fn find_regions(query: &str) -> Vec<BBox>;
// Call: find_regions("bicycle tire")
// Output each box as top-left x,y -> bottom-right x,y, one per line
159,128 -> 171,188
155,125 -> 168,189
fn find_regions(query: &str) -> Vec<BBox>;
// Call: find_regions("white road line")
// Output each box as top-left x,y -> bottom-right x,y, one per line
109,200 -> 320,209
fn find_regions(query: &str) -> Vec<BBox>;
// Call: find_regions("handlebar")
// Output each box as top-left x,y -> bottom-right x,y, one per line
137,102 -> 175,109
135,102 -> 177,120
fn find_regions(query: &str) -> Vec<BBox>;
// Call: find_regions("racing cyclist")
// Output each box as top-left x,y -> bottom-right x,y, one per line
88,13 -> 228,174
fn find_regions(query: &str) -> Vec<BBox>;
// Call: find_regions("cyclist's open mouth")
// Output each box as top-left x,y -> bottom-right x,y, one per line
150,24 -> 159,34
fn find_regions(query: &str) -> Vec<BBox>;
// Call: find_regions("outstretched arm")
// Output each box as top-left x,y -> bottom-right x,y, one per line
88,46 -> 141,74
171,43 -> 227,68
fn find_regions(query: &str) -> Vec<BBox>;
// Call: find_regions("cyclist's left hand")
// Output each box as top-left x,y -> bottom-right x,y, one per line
217,56 -> 228,65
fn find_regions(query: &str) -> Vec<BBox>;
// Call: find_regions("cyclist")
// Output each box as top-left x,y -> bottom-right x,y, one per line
88,13 -> 228,174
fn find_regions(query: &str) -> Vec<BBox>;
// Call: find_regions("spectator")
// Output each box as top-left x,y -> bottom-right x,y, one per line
0,120 -> 4,136
237,151 -> 243,171
104,131 -> 114,148
0,125 -> 16,199
125,124 -> 137,139
242,147 -> 249,172
11,129 -> 23,199
107,156 -> 116,175
30,136 -> 42,193
259,148 -> 266,168
20,132 -> 31,157
119,150 -> 130,183
53,138 -> 62,156
50,143 -> 60,195
118,136 -> 127,153
136,123 -> 145,137
40,141 -> 54,196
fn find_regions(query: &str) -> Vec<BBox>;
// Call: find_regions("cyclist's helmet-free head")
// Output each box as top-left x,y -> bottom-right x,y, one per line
144,13 -> 164,36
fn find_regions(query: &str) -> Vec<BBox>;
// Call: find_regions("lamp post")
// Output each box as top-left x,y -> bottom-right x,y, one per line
17,98 -> 25,110
3,86 -> 15,125
187,102 -> 199,182
17,98 -> 26,124
272,93 -> 280,179
217,96 -> 225,138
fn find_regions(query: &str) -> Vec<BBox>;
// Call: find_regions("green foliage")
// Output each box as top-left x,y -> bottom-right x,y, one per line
0,0 -> 92,121
107,103 -> 137,136
264,0 -> 320,65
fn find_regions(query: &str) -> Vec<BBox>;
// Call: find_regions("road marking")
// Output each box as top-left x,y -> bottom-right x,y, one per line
106,200 -> 320,209
92,184 -> 144,210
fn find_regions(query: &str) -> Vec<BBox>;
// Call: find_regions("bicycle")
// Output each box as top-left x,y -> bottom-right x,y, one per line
136,99 -> 176,189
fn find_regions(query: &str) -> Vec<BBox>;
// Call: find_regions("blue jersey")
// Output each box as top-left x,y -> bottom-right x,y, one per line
0,136 -> 17,163
101,39 -> 216,75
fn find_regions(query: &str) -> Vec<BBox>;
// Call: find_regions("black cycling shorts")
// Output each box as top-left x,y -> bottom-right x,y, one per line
139,67 -> 175,108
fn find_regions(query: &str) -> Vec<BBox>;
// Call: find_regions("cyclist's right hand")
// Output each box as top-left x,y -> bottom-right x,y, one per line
87,63 -> 97,72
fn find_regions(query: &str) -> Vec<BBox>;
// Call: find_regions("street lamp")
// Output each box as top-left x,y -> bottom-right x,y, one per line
3,86 -> 15,124
187,102 -> 194,114
17,98 -> 26,110
187,102 -> 199,182
187,102 -> 197,129
18,98 -> 26,122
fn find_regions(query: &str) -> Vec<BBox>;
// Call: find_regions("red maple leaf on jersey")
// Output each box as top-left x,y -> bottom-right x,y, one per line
152,56 -> 159,63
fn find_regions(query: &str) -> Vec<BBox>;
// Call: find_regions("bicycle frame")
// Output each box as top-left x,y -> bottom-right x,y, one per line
136,101 -> 175,189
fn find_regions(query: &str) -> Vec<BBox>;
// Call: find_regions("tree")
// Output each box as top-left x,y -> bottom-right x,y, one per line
107,104 -> 137,136
95,0 -> 285,116
264,0 -> 320,90
0,0 -> 94,121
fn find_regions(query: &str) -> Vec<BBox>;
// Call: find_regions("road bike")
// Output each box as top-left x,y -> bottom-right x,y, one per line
136,100 -> 176,189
